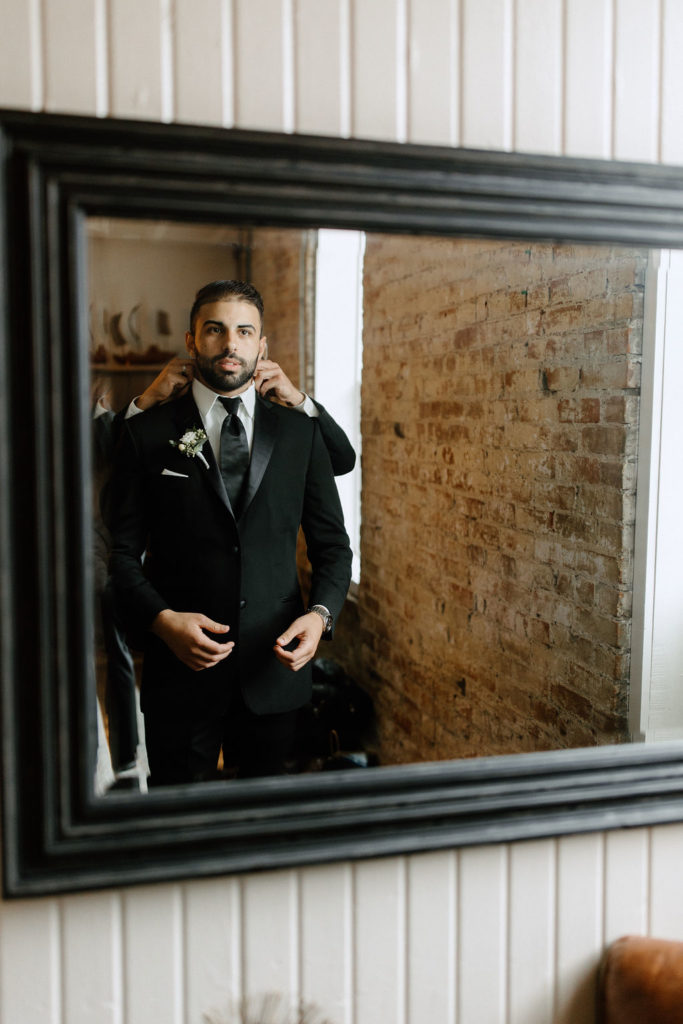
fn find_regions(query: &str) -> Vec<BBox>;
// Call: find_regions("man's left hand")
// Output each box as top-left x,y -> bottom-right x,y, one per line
254,359 -> 305,407
273,611 -> 324,671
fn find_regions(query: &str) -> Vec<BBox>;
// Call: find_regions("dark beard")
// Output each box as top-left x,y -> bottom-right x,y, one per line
195,350 -> 258,393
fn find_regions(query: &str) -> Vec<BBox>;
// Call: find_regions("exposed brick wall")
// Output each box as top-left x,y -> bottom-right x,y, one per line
248,227 -> 303,381
333,235 -> 646,765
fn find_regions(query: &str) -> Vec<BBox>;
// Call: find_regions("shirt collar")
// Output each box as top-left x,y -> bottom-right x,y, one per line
192,377 -> 256,419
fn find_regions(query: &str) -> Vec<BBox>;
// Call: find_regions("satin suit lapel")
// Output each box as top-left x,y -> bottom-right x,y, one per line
241,395 -> 277,518
169,391 -> 277,520
168,392 -> 232,514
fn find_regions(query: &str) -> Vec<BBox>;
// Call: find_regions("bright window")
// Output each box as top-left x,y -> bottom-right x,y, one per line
314,229 -> 365,583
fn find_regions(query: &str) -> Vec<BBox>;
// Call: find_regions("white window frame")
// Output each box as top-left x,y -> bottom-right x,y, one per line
630,249 -> 683,741
313,229 -> 365,583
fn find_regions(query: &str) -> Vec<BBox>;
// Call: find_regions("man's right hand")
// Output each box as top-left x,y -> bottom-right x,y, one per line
151,609 -> 233,671
135,356 -> 194,411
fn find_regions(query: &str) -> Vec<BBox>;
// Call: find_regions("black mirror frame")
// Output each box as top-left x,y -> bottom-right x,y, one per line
3,108 -> 683,897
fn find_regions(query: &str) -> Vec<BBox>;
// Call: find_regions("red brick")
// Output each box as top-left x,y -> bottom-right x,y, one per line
543,366 -> 581,392
558,398 -> 601,423
580,359 -> 640,390
603,395 -> 639,424
582,425 -> 628,456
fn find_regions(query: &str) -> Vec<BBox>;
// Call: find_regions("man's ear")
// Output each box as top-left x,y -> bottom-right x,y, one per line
259,336 -> 268,360
185,331 -> 196,356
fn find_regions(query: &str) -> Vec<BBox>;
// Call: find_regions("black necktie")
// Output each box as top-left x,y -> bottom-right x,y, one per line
218,397 -> 249,515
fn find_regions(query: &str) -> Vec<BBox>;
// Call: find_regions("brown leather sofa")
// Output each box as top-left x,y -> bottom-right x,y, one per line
598,935 -> 683,1023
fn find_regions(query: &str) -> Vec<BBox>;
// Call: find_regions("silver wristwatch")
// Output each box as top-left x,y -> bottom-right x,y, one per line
308,604 -> 333,637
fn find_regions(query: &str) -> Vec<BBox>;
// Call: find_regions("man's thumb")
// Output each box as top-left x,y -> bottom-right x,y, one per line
203,618 -> 230,633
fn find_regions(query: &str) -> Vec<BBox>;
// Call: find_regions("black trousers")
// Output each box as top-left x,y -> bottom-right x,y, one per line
144,682 -> 298,787
99,581 -> 138,771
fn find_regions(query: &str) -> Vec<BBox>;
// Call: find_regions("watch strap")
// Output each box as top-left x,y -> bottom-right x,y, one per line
308,604 -> 333,636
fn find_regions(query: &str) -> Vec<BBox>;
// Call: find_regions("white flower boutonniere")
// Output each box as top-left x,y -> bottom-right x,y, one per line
169,427 -> 209,468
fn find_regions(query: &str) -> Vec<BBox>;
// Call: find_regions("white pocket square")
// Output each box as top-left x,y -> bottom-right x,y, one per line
161,468 -> 189,478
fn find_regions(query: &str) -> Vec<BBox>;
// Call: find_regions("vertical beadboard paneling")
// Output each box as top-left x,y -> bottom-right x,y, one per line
174,0 -> 228,126
43,0 -> 100,114
458,845 -> 508,1024
661,0 -> 683,171
294,0 -> 348,136
564,0 -> 613,158
61,892 -> 122,1024
603,828 -> 649,942
514,0 -> 562,154
350,0 -> 407,141
299,863 -> 353,1024
234,0 -> 293,132
508,839 -> 555,1024
649,823 -> 683,938
554,834 -> 604,1024
0,0 -> 41,109
0,899 -> 61,1024
353,857 -> 406,1024
613,0 -> 661,161
407,0 -> 459,145
108,0 -> 170,121
183,878 -> 242,1024
122,884 -> 184,1024
241,870 -> 299,1003
461,0 -> 513,150
406,851 -> 457,1024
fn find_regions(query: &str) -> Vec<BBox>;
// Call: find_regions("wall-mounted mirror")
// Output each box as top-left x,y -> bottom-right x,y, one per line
86,214 -> 662,794
4,109 -> 683,895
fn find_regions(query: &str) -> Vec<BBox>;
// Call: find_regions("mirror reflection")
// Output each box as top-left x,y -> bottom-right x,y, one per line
88,217 -> 658,794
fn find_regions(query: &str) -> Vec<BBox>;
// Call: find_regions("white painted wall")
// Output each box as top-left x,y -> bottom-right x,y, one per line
2,1 -> 683,1021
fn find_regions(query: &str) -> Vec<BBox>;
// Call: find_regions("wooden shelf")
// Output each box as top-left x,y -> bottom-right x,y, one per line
91,363 -> 171,372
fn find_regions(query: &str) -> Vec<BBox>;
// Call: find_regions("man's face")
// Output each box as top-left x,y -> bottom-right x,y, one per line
185,299 -> 266,395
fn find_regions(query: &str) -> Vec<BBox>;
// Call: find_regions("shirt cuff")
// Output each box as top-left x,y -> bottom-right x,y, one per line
297,394 -> 319,418
93,399 -> 110,419
125,398 -> 145,419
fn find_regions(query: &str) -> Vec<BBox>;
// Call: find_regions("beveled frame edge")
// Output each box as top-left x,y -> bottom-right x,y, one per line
3,108 -> 683,897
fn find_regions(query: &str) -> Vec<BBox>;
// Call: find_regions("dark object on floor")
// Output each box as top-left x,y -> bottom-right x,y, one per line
291,658 -> 377,771
320,729 -> 379,771
598,934 -> 683,1024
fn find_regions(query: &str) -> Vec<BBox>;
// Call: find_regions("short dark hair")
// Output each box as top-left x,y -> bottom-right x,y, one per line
188,280 -> 264,334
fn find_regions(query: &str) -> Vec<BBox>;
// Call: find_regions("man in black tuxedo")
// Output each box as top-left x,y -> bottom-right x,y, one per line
91,377 -> 140,780
131,352 -> 356,477
109,280 -> 352,785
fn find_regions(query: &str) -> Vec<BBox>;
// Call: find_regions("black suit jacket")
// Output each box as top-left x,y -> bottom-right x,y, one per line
92,408 -> 116,592
310,400 -> 356,476
109,390 -> 352,718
